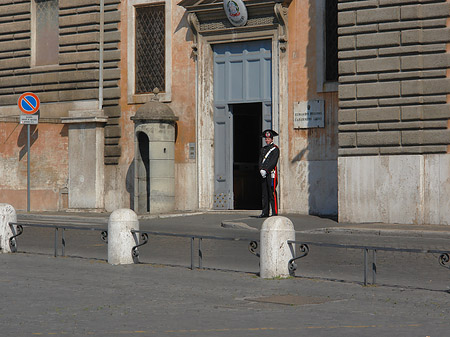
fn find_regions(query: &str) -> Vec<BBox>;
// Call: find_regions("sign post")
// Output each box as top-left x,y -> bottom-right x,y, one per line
18,92 -> 40,212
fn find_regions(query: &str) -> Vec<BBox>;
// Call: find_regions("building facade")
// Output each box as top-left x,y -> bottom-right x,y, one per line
0,0 -> 121,211
337,0 -> 450,224
0,0 -> 448,225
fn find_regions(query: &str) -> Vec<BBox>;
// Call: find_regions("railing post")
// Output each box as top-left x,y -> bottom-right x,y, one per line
54,228 -> 58,257
198,238 -> 203,269
0,204 -> 17,253
364,249 -> 368,286
62,228 -> 66,257
372,249 -> 377,285
260,216 -> 295,279
190,237 -> 194,270
108,208 -> 139,265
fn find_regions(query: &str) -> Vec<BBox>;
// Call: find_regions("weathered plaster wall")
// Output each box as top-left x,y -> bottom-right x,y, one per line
105,0 -> 338,215
104,0 -> 197,212
0,123 -> 68,211
282,0 -> 339,215
170,3 -> 198,211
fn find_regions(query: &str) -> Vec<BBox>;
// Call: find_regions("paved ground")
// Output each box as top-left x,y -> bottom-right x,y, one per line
1,252 -> 449,337
2,210 -> 449,336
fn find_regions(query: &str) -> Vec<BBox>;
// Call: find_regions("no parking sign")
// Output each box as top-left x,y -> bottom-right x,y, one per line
18,92 -> 40,124
17,92 -> 40,211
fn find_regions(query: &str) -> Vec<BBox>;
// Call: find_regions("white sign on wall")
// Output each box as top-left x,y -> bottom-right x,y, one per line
294,100 -> 325,129
20,114 -> 39,125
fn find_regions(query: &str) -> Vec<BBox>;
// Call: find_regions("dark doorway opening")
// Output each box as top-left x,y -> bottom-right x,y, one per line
232,103 -> 262,209
137,132 -> 150,213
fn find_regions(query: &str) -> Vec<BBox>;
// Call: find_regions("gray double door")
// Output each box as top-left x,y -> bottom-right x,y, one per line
213,40 -> 272,210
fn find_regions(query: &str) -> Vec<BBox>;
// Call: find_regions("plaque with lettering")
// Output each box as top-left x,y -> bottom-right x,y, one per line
294,100 -> 324,129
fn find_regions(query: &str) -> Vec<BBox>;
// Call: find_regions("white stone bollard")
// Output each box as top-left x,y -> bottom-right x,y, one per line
0,204 -> 17,253
108,208 -> 139,265
260,216 -> 295,279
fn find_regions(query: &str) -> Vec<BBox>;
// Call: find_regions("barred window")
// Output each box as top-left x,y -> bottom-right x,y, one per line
325,0 -> 338,82
34,0 -> 59,66
135,5 -> 165,94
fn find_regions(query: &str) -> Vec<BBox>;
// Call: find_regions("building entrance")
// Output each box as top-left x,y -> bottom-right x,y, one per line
232,103 -> 262,209
213,40 -> 272,209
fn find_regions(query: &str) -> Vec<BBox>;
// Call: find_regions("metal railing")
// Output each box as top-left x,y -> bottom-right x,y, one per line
8,222 -> 448,286
288,240 -> 450,286
131,230 -> 259,269
9,222 -> 108,257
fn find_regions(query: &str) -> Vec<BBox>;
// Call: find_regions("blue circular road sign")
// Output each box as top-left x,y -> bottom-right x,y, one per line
18,92 -> 40,114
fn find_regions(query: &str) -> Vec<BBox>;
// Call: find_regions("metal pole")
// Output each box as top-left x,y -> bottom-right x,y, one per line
54,228 -> 58,257
364,248 -> 368,286
98,0 -> 104,110
27,124 -> 30,212
62,228 -> 65,257
198,238 -> 202,269
372,249 -> 377,285
190,237 -> 194,270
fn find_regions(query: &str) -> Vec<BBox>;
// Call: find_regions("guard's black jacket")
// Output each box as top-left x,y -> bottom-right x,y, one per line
259,142 -> 279,173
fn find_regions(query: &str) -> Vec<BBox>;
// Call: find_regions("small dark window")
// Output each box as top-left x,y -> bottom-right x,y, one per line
35,0 -> 59,66
325,0 -> 338,82
135,5 -> 165,94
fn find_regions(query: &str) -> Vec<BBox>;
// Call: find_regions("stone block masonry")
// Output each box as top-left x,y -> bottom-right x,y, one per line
338,0 -> 450,157
0,0 -> 122,164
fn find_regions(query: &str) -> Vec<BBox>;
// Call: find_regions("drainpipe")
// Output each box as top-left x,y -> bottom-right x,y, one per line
98,0 -> 105,110
194,32 -> 199,210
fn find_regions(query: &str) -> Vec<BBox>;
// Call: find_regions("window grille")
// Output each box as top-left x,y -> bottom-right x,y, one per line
35,0 -> 59,66
135,5 -> 165,94
325,0 -> 338,82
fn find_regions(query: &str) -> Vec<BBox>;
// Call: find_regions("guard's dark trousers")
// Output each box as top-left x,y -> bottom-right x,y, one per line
261,175 -> 278,216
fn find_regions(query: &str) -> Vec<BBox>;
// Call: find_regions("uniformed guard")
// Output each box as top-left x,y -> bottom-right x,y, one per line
258,129 -> 279,218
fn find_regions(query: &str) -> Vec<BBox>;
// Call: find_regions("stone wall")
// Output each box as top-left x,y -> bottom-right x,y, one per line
0,123 -> 69,211
338,0 -> 450,156
0,0 -> 121,164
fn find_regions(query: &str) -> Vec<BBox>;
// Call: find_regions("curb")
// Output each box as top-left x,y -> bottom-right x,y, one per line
302,227 -> 450,239
16,211 -> 206,221
221,220 -> 258,231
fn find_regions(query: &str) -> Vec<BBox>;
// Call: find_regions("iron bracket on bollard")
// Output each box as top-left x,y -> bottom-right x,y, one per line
248,241 -> 260,258
101,230 -> 108,243
9,224 -> 24,252
439,253 -> 449,269
131,232 -> 149,263
287,243 -> 310,276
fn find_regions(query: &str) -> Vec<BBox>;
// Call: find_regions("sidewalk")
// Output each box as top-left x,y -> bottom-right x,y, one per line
16,209 -> 450,239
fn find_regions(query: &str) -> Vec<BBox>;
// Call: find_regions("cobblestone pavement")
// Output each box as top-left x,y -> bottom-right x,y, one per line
2,210 -> 449,336
1,252 -> 449,337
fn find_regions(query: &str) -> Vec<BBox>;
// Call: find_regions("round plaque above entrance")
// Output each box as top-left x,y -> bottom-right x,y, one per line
223,0 -> 248,27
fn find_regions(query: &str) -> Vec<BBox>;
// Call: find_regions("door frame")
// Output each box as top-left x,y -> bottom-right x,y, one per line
213,40 -> 273,210
195,31 -> 288,210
